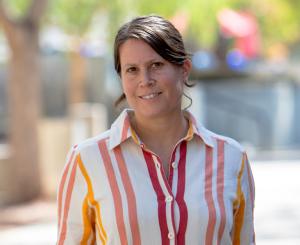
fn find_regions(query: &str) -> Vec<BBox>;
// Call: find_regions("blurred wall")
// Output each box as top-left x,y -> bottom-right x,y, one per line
188,74 -> 300,151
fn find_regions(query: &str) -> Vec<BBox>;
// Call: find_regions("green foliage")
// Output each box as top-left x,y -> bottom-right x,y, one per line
2,0 -> 300,49
49,0 -> 101,35
137,0 -> 182,17
249,0 -> 300,47
101,0 -> 130,41
131,0 -> 253,47
2,0 -> 31,18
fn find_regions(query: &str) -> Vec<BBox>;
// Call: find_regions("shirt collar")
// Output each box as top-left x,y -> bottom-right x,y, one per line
109,109 -> 138,150
183,110 -> 214,147
109,109 -> 214,150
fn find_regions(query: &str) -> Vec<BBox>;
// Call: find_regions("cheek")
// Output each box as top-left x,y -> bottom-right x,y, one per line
171,76 -> 184,95
165,69 -> 184,92
121,79 -> 135,97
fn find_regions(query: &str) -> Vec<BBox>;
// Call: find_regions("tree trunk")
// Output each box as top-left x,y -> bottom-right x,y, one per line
0,0 -> 48,204
68,49 -> 87,106
7,24 -> 42,203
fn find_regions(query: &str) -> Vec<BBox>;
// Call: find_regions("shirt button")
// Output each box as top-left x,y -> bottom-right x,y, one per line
171,162 -> 177,169
168,232 -> 174,239
165,196 -> 173,202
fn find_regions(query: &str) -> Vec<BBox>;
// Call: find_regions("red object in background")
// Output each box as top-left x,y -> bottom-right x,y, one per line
217,8 -> 261,59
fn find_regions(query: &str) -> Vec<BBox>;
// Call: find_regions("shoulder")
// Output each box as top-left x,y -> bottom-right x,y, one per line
199,126 -> 248,175
72,129 -> 111,156
187,110 -> 245,155
212,130 -> 244,153
198,123 -> 246,156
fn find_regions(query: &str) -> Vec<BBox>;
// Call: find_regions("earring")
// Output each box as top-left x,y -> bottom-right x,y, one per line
182,92 -> 193,110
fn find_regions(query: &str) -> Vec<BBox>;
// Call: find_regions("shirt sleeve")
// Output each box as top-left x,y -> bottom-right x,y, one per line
57,146 -> 96,245
232,152 -> 255,245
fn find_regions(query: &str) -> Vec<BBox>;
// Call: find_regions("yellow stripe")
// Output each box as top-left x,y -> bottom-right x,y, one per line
185,119 -> 194,141
80,195 -> 92,244
130,126 -> 140,145
78,155 -> 107,244
232,155 -> 246,244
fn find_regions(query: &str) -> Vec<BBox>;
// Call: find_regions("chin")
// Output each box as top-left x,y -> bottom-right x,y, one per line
135,107 -> 172,120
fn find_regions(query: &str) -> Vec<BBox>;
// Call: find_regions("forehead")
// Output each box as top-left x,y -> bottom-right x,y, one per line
119,39 -> 162,65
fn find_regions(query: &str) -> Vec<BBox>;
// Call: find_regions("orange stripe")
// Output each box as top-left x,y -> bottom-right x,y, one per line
91,230 -> 96,245
114,146 -> 141,245
121,115 -> 130,142
78,155 -> 107,244
58,154 -> 79,245
204,146 -> 217,245
216,140 -> 226,245
232,155 -> 246,244
98,140 -> 128,245
89,208 -> 96,245
80,195 -> 93,244
94,203 -> 106,244
58,147 -> 76,230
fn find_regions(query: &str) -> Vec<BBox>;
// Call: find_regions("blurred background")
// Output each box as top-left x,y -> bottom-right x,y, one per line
0,0 -> 300,244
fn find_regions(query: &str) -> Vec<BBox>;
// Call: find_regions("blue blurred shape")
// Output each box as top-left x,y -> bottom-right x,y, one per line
192,51 -> 216,70
226,49 -> 247,71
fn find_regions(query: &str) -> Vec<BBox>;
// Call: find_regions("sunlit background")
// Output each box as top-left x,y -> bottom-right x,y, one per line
0,0 -> 300,244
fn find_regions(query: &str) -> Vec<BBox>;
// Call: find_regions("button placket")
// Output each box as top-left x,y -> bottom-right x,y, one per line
152,154 -> 176,243
165,196 -> 173,202
168,232 -> 174,240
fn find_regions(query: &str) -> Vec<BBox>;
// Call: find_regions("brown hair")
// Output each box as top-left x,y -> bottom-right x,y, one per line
114,14 -> 193,107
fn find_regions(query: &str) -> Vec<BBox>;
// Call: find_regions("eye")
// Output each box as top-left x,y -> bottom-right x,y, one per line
151,62 -> 164,69
126,66 -> 137,73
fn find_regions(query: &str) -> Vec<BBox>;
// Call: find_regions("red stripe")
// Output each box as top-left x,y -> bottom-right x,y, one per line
204,146 -> 217,245
57,148 -> 76,230
114,146 -> 141,245
176,141 -> 188,245
58,154 -> 79,245
121,115 -> 130,142
216,140 -> 226,245
171,201 -> 177,245
58,145 -> 78,229
98,140 -> 128,245
142,150 -> 169,245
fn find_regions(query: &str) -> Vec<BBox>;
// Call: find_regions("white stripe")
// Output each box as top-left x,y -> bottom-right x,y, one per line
171,146 -> 180,232
171,146 -> 180,195
153,155 -> 176,245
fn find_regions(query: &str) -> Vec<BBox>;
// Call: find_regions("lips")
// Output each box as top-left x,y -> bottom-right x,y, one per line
139,92 -> 162,100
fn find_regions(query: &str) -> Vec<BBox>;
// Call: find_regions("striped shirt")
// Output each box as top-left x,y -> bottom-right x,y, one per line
57,109 -> 255,245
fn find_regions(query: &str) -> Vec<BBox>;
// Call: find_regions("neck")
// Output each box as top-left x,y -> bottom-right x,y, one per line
130,110 -> 188,150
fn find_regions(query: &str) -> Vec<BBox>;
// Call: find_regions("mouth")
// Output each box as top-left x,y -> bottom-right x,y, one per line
139,92 -> 162,100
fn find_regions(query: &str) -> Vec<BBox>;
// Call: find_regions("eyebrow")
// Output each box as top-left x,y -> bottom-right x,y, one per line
122,58 -> 163,68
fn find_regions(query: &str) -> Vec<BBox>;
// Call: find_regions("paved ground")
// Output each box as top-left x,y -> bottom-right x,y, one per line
0,199 -> 56,245
0,160 -> 299,244
253,160 -> 300,245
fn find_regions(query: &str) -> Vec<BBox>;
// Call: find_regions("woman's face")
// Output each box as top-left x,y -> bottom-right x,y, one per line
119,38 -> 191,121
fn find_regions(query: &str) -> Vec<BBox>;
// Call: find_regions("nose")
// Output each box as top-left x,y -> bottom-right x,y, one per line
139,69 -> 155,87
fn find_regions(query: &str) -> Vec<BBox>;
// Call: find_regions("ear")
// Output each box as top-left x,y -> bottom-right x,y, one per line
182,59 -> 192,80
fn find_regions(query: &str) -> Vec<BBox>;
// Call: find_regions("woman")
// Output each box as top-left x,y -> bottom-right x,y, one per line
57,15 -> 255,245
